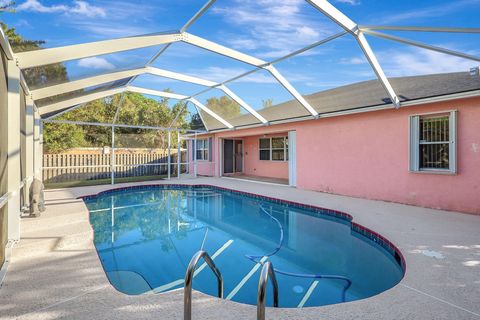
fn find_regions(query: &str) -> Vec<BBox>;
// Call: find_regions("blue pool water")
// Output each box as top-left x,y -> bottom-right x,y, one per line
84,185 -> 404,308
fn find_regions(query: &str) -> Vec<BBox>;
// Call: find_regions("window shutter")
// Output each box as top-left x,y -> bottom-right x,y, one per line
449,111 -> 457,173
208,137 -> 213,162
409,115 -> 420,171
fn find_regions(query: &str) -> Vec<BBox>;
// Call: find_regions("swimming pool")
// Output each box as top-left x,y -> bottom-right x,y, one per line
84,185 -> 404,308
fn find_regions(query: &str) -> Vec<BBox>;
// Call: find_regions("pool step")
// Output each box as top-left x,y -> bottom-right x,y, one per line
151,239 -> 234,294
226,256 -> 268,300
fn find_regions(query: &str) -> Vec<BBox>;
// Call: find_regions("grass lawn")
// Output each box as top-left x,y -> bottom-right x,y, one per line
44,175 -> 168,189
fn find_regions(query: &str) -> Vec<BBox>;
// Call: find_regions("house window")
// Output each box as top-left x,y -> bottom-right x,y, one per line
409,111 -> 456,173
259,138 -> 270,160
259,137 -> 288,161
195,139 -> 209,161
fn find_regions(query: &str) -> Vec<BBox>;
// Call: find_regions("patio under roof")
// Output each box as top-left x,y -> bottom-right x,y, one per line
1,0 -> 480,133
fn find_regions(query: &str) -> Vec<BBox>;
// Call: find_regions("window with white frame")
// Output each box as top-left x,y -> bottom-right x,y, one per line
409,111 -> 456,173
195,139 -> 209,161
259,137 -> 288,161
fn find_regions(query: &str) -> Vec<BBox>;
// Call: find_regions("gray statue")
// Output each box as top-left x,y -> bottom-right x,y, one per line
29,178 -> 46,217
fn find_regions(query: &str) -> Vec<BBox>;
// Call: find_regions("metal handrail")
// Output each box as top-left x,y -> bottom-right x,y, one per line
184,250 -> 223,320
257,261 -> 279,320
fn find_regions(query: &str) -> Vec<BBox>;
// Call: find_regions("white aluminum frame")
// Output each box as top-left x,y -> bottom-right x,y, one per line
362,29 -> 480,63
38,87 -> 125,115
31,66 -> 268,124
14,31 -> 182,69
306,0 -> 400,108
127,86 -> 234,128
1,0 -> 478,132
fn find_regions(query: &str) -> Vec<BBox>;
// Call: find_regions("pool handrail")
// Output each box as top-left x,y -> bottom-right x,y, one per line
257,261 -> 279,320
184,250 -> 223,320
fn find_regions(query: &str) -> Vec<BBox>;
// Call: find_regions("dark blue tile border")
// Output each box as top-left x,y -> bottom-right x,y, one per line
80,183 -> 406,274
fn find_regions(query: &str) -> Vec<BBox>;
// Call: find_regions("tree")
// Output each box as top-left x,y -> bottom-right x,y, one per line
262,98 -> 273,109
45,91 -> 195,152
195,95 -> 242,128
205,95 -> 241,119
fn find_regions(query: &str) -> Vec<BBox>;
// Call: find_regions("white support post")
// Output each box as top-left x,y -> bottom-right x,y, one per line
111,126 -> 115,185
194,134 -> 198,178
39,121 -> 43,180
33,109 -> 42,180
177,131 -> 181,179
24,96 -> 35,208
167,130 -> 171,180
6,60 -> 21,242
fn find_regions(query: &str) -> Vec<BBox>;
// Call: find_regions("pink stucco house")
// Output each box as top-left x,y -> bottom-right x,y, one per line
188,71 -> 480,215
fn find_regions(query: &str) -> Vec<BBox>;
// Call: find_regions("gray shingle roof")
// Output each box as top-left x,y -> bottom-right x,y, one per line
204,71 -> 480,131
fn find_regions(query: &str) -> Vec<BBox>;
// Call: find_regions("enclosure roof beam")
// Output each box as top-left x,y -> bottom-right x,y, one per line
0,27 -> 14,59
14,31 -> 181,69
359,25 -> 480,34
30,66 -> 214,101
219,85 -> 268,123
147,66 -> 217,86
30,64 -> 268,124
356,32 -> 400,107
305,0 -> 358,34
264,65 -> 319,117
180,0 -> 217,33
188,98 -> 234,129
179,33 -> 319,117
141,0 -> 217,77
44,102 -> 86,120
186,31 -> 348,101
363,29 -> 480,62
126,86 -> 234,129
306,0 -> 400,108
127,86 -> 189,100
30,67 -> 146,100
38,87 -> 126,116
147,67 -> 268,123
182,32 -> 266,66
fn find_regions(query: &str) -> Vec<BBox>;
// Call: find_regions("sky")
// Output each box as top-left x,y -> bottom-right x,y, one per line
1,0 -> 479,111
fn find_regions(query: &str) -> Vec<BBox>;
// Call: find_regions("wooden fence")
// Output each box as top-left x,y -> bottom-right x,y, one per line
43,149 -> 188,183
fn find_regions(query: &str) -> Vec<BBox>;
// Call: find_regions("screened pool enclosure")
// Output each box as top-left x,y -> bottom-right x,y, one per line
1,0 -> 479,246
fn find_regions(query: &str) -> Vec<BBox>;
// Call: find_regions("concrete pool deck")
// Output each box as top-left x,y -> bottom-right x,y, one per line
0,177 -> 479,320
